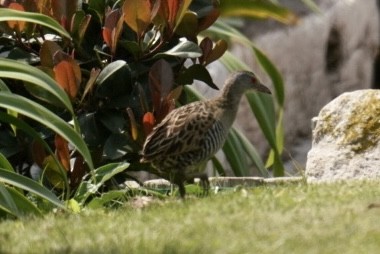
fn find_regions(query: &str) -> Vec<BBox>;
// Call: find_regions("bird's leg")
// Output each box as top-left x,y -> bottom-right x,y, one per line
199,173 -> 210,196
177,182 -> 186,199
187,172 -> 209,196
172,171 -> 186,199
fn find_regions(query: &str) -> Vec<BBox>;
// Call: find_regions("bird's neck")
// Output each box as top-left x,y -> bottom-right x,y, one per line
217,83 -> 246,110
213,92 -> 245,129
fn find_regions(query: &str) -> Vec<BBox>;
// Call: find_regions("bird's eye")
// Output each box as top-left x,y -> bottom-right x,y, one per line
251,76 -> 257,83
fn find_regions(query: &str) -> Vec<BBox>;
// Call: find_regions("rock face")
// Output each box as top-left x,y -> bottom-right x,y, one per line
225,0 -> 379,170
306,89 -> 380,182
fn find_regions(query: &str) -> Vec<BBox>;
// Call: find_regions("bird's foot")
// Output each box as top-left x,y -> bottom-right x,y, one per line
199,175 -> 210,196
189,173 -> 209,197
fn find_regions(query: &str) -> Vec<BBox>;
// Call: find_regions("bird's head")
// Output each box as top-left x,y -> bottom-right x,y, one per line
228,71 -> 271,95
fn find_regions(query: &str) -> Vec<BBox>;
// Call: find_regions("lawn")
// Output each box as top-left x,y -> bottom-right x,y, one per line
1,180 -> 380,254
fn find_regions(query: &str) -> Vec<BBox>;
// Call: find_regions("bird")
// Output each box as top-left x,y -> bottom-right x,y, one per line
140,71 -> 271,198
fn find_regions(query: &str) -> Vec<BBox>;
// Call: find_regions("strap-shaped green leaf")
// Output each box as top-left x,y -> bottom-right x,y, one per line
74,162 -> 130,204
0,168 -> 65,210
0,59 -> 73,113
232,128 -> 269,177
0,112 -> 69,191
219,0 -> 298,25
0,8 -> 71,38
0,93 -> 93,170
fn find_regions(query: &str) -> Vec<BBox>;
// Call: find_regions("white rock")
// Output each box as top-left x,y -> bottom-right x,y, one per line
306,89 -> 380,182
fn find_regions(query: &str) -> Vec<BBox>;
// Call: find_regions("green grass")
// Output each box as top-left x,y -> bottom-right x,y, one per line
1,181 -> 380,254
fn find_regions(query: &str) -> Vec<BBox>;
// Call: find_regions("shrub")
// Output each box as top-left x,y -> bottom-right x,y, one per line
0,0 -> 307,217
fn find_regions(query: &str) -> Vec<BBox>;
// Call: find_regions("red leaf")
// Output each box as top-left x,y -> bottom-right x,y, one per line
152,0 -> 181,33
166,85 -> 183,103
197,8 -> 220,32
102,27 -> 112,47
149,59 -> 174,119
204,39 -> 228,66
103,9 -> 121,49
55,135 -> 70,172
122,0 -> 152,37
167,0 -> 180,29
104,9 -> 121,30
127,108 -> 139,141
143,112 -> 155,136
81,68 -> 100,102
30,140 -> 47,168
53,51 -> 81,99
51,0 -> 78,30
149,59 -> 174,99
159,98 -> 175,122
70,156 -> 87,189
8,3 -> 26,31
40,41 -> 62,68
199,37 -> 213,65
112,14 -> 125,55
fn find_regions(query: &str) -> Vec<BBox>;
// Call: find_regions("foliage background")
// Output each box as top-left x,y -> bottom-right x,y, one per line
0,0 -> 313,218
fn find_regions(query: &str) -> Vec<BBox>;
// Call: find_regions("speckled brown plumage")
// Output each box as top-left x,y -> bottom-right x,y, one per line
141,71 -> 271,198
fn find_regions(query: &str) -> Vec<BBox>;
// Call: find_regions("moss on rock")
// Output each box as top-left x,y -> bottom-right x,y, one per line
313,90 -> 380,153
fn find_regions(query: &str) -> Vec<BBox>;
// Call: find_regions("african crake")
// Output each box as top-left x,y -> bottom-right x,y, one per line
141,71 -> 271,198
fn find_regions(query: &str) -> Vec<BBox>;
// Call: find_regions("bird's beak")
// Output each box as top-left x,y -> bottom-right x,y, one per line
256,83 -> 271,94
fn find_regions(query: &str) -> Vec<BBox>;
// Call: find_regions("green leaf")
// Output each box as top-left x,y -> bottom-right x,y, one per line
0,153 -> 14,172
219,0 -> 298,25
87,190 -> 128,209
95,60 -> 132,98
98,112 -> 126,134
211,157 -> 226,176
88,0 -> 107,19
301,0 -> 321,13
0,79 -> 10,92
219,50 -> 251,71
232,128 -> 269,177
252,47 -> 284,106
0,184 -> 43,218
155,40 -> 202,58
0,168 -> 66,210
70,10 -> 90,44
207,21 -> 285,106
265,109 -> 285,176
223,131 -> 247,176
0,58 -> 73,113
42,155 -> 67,189
265,108 -> 284,167
174,0 -> 193,31
178,64 -> 219,90
103,134 -> 133,160
175,11 -> 198,37
0,183 -> 20,217
119,40 -> 141,58
0,8 -> 71,39
93,162 -> 130,185
272,150 -> 285,177
75,162 -> 130,204
0,112 -> 69,190
0,112 -> 55,158
245,93 -> 276,148
0,93 -> 93,170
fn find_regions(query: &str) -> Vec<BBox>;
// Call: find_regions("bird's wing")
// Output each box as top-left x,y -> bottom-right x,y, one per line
141,101 -> 218,160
